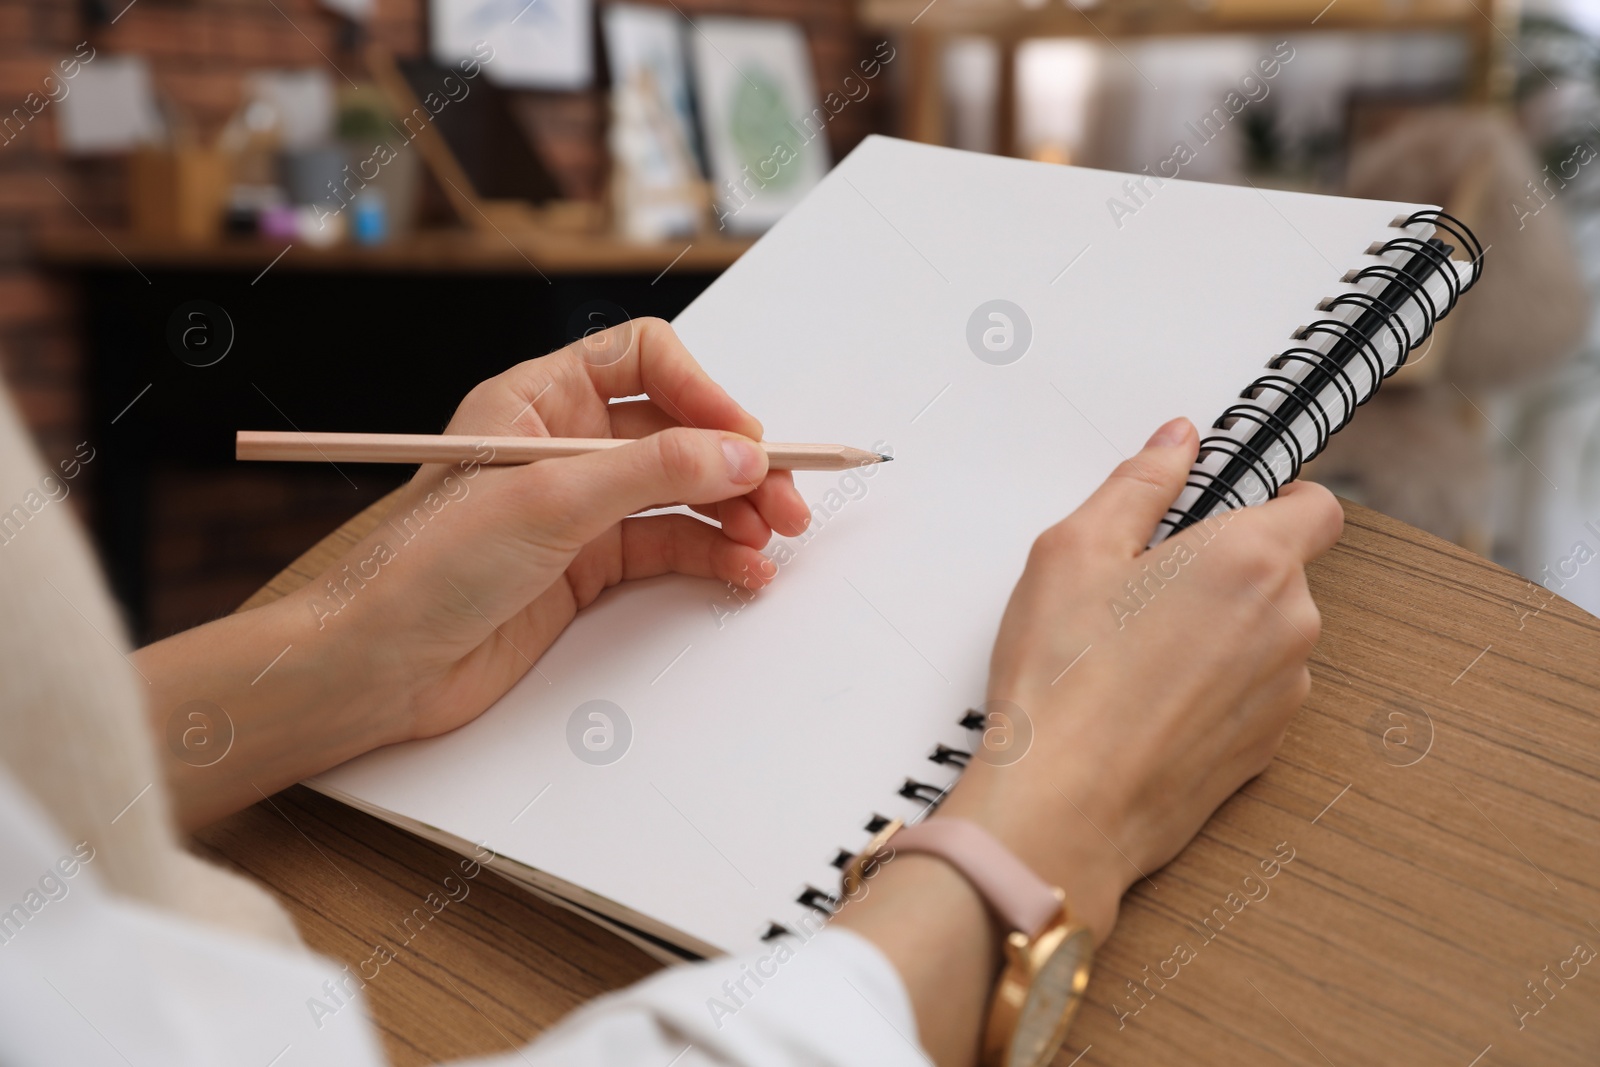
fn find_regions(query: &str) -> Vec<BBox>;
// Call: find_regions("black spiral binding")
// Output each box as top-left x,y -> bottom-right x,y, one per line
768,716 -> 981,938
1157,210 -> 1484,539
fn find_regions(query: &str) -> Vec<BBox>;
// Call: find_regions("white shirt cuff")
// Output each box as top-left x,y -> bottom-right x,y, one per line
507,926 -> 927,1067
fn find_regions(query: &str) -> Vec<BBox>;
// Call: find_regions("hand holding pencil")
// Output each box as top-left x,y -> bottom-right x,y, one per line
285,318 -> 817,742
237,431 -> 891,472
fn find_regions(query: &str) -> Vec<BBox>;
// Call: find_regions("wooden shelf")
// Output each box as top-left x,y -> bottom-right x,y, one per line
35,227 -> 752,276
862,0 -> 1499,36
865,0 -> 1517,148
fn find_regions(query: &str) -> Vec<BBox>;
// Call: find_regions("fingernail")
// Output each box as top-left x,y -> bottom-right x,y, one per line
1145,417 -> 1190,448
721,438 -> 763,485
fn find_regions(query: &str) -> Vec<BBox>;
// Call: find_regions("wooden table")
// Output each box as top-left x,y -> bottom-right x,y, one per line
200,496 -> 1600,1066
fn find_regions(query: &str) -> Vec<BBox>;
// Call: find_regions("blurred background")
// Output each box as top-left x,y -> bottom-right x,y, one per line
3,0 -> 1597,642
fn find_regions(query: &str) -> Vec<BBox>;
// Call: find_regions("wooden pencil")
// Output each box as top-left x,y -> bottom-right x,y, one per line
236,431 -> 891,472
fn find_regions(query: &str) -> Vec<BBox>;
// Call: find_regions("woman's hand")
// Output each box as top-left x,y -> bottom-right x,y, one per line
939,416 -> 1343,940
326,317 -> 810,741
137,319 -> 808,829
836,417 -> 1343,1066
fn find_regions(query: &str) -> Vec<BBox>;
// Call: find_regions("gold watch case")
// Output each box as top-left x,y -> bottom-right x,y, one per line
981,888 -> 1094,1067
839,825 -> 1093,1067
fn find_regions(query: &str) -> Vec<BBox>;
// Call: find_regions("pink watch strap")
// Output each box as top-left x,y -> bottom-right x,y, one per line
891,818 -> 1061,938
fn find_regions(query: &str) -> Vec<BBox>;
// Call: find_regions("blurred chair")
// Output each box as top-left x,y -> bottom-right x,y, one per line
1305,109 -> 1590,554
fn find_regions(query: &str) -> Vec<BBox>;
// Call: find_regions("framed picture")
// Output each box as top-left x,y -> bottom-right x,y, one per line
603,3 -> 703,240
430,0 -> 594,90
603,3 -> 701,173
689,17 -> 829,234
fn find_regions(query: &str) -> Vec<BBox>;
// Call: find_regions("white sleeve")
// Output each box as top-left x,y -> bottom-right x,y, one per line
463,927 -> 928,1067
0,768 -> 386,1067
0,767 -> 926,1067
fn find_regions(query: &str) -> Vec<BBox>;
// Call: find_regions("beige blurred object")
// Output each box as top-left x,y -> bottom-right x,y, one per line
128,147 -> 230,242
1307,386 -> 1495,546
1346,108 -> 1588,390
1307,108 -> 1589,549
0,380 -> 304,952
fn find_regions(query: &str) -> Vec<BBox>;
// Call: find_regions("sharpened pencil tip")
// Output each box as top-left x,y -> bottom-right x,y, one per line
876,453 -> 893,462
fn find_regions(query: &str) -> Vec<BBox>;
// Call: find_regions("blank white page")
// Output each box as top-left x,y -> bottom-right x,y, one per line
315,137 -> 1429,955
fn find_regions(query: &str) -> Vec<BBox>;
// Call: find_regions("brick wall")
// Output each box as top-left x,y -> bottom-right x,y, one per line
0,0 -> 884,638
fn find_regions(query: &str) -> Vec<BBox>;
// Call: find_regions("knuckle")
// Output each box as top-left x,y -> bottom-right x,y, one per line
1106,457 -> 1147,485
1251,730 -> 1286,775
631,316 -> 671,352
1104,456 -> 1173,498
453,376 -> 505,422
1255,736 -> 1285,776
1213,520 -> 1260,560
1242,538 -> 1297,587
1293,597 -> 1323,646
1225,532 -> 1282,586
653,428 -> 707,487
1030,518 -> 1086,562
1293,665 -> 1313,704
509,354 -> 551,380
1268,552 -> 1301,590
1239,554 -> 1278,591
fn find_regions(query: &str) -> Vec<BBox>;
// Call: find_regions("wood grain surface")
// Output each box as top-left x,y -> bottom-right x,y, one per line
204,493 -> 1600,1066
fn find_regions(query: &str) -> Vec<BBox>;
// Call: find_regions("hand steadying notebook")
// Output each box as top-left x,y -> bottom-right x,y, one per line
313,136 -> 1480,960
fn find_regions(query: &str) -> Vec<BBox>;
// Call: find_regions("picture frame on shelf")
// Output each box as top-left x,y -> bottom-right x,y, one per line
688,16 -> 829,234
430,0 -> 594,90
603,2 -> 707,240
603,3 -> 703,172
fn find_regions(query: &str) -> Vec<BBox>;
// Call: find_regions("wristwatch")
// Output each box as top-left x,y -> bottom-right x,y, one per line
842,817 -> 1093,1067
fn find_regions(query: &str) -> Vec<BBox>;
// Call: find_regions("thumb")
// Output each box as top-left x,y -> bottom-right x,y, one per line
1072,417 -> 1199,555
526,426 -> 767,548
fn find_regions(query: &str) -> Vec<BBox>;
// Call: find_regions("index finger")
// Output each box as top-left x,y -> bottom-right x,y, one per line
564,317 -> 764,440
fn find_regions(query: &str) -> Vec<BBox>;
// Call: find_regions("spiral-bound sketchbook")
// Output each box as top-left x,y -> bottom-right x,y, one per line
312,137 -> 1480,960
